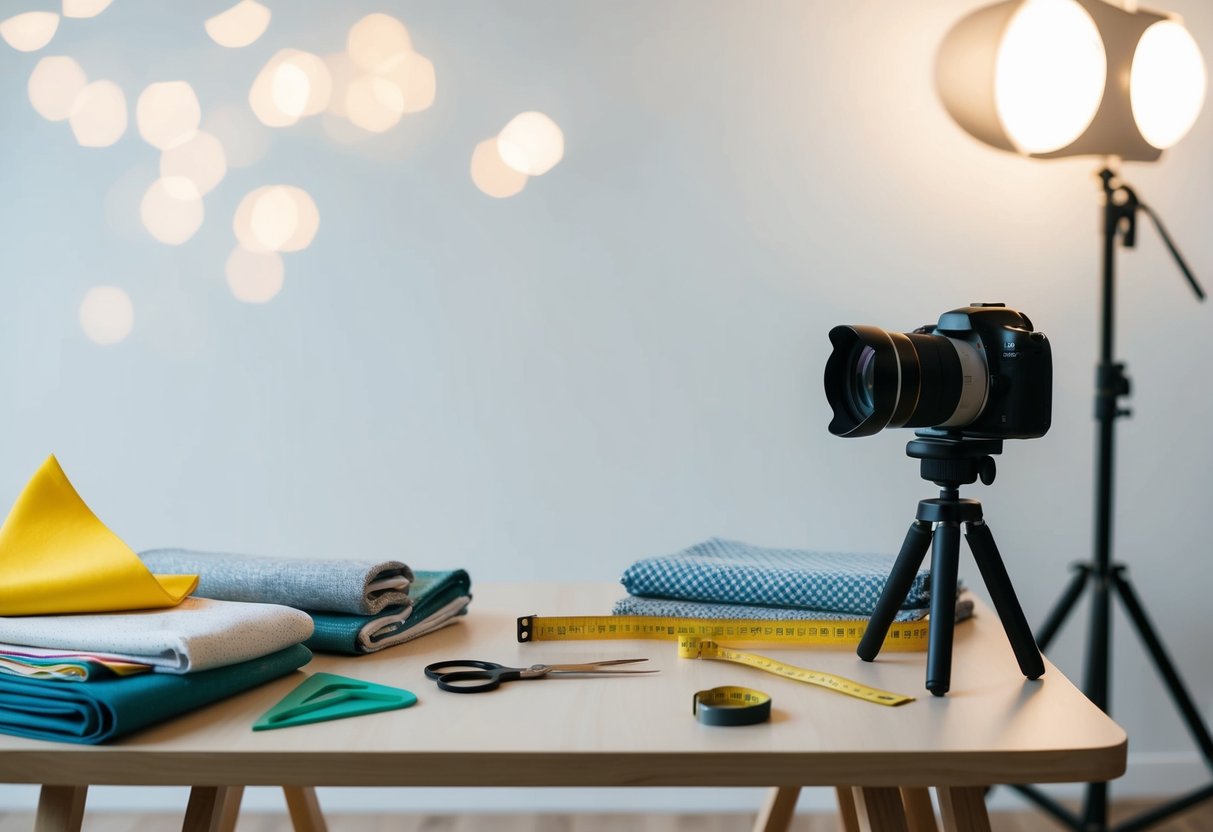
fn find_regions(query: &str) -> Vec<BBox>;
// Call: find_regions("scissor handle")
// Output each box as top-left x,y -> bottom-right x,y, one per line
424,660 -> 523,694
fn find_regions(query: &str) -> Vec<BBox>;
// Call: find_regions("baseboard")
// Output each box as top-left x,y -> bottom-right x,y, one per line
0,752 -> 1206,815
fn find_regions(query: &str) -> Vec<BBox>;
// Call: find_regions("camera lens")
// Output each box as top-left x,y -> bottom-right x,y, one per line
824,324 -> 989,437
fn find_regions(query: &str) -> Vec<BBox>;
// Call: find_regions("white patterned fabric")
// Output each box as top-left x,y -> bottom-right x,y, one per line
612,595 -> 975,623
0,597 -> 314,674
619,538 -> 938,614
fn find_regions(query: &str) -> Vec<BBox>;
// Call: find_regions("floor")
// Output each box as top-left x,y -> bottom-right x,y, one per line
2,801 -> 1212,832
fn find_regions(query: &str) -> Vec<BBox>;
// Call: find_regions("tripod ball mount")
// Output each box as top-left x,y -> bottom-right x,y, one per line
856,434 -> 1046,696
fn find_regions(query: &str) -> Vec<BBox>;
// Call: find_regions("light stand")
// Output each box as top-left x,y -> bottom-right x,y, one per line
1007,169 -> 1209,832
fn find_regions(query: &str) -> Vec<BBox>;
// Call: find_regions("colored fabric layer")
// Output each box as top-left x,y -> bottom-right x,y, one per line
620,538 -> 938,615
306,569 -> 471,655
139,548 -> 413,615
0,597 -> 314,673
0,644 -> 311,744
612,595 -> 976,623
0,456 -> 196,616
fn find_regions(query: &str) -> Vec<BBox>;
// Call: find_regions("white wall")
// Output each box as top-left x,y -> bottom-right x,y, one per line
1,0 -> 1212,814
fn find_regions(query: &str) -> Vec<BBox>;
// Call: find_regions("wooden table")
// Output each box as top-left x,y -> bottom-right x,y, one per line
0,583 -> 1125,832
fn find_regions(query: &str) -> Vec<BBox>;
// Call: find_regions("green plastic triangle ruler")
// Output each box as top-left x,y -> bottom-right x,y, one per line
253,672 -> 418,731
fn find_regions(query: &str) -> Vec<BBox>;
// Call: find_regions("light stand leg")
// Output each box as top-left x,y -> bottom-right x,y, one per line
1035,564 -> 1090,651
926,521 -> 960,697
858,520 -> 933,662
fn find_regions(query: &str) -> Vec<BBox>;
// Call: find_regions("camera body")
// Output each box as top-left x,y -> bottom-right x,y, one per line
922,304 -> 1051,440
823,302 -> 1052,440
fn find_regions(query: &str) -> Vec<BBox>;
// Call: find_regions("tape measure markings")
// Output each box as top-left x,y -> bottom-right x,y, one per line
517,615 -> 930,651
692,685 -> 772,726
679,637 -> 914,707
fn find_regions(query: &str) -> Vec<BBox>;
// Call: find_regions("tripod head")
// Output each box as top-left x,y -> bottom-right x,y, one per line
907,432 -> 1002,490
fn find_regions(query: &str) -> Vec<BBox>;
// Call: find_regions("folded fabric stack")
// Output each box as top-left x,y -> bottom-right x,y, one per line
139,549 -> 472,655
0,599 -> 313,744
615,538 -> 972,622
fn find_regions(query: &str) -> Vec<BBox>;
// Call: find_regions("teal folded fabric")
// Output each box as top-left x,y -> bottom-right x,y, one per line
0,644 -> 311,744
306,570 -> 471,655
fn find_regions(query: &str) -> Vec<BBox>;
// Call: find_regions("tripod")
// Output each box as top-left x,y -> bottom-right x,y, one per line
857,434 -> 1045,697
1006,174 -> 1210,832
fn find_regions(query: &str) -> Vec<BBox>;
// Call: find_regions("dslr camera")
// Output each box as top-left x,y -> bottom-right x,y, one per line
823,303 -> 1051,440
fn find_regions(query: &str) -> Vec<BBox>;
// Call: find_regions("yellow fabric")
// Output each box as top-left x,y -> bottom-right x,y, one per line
0,455 -> 197,616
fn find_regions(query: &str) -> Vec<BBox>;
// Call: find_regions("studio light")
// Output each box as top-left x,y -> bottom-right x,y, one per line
935,2 -> 1209,831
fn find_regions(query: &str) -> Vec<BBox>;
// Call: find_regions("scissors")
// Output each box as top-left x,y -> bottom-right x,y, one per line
424,658 -> 656,693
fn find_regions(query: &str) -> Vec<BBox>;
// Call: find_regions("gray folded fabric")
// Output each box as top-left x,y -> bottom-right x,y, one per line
139,549 -> 413,615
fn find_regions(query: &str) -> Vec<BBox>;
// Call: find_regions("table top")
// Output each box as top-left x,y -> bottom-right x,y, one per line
0,583 -> 1126,789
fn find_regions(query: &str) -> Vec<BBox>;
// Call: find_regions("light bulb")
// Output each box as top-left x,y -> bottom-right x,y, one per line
1131,19 -> 1207,150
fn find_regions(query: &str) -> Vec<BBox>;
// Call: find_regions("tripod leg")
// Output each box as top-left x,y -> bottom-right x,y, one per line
964,520 -> 1046,680
858,520 -> 933,663
926,522 -> 961,696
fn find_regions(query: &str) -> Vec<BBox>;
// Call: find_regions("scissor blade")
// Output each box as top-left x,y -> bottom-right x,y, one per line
546,659 -> 653,672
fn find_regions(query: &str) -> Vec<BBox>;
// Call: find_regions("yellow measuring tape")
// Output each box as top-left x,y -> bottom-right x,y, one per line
517,614 -> 931,651
679,637 -> 915,707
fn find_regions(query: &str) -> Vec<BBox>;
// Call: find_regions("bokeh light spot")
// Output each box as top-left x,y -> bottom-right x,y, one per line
278,186 -> 319,252
205,0 -> 271,48
226,246 -> 284,303
28,55 -> 87,122
137,81 -> 201,149
234,185 -> 319,253
1,12 -> 59,52
345,75 -> 404,133
140,177 -> 204,245
380,51 -> 436,114
497,111 -> 564,176
79,286 -> 133,345
347,13 -> 411,74
63,0 -> 113,19
69,80 -> 127,147
160,130 -> 227,195
470,138 -> 528,199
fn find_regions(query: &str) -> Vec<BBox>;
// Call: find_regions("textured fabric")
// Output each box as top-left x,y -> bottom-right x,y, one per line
306,569 -> 471,655
612,595 -> 976,623
0,455 -> 196,616
620,538 -> 936,614
139,548 -> 413,615
0,644 -> 311,744
0,597 -> 314,673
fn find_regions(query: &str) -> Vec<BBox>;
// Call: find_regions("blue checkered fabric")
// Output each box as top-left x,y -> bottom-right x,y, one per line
612,595 -> 975,623
619,538 -> 935,615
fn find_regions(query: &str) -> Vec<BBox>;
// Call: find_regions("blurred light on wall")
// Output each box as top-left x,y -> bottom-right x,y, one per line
160,130 -> 227,195
380,51 -> 436,114
79,286 -> 134,345
323,52 -> 357,118
203,103 -> 270,167
140,177 -> 204,245
347,13 -> 412,73
497,111 -> 565,176
345,75 -> 404,133
225,246 -> 285,303
234,185 -> 319,253
62,0 -> 113,19
250,49 -> 330,127
205,0 -> 271,49
69,80 -> 127,147
470,138 -> 528,198
27,55 -> 87,121
1,12 -> 59,52
1130,20 -> 1208,150
136,81 -> 201,150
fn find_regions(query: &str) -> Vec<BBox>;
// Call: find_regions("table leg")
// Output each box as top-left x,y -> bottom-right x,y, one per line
937,786 -> 991,832
900,788 -> 938,832
836,787 -> 861,832
182,786 -> 243,832
283,785 -> 328,832
34,785 -> 87,832
852,787 -> 910,832
753,786 -> 801,832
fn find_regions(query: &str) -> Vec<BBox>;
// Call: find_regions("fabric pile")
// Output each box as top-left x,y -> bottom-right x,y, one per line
139,549 -> 473,655
615,538 -> 972,622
